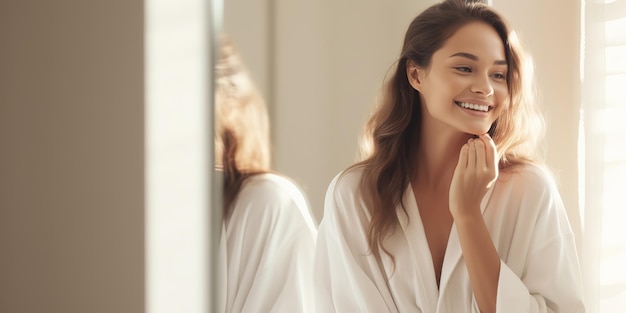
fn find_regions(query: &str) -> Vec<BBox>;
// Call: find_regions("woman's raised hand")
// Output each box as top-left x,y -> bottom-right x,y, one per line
449,133 -> 499,219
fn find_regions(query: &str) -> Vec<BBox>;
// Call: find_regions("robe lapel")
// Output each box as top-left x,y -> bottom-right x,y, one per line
437,186 -> 496,309
437,223 -> 461,300
398,185 -> 439,313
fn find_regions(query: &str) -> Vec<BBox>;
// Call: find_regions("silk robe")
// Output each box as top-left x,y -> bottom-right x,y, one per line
315,165 -> 585,312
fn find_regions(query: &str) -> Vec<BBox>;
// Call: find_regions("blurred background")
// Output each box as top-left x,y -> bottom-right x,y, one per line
1,0 -> 625,312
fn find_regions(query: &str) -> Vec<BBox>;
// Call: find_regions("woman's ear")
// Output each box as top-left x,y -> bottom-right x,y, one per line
406,60 -> 423,92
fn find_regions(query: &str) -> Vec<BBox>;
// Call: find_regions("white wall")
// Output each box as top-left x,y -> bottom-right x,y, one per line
0,1 -> 144,312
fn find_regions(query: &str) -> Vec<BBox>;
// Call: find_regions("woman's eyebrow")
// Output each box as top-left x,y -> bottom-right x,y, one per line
449,52 -> 507,65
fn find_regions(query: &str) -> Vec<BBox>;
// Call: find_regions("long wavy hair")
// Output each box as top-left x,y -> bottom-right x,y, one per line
215,36 -> 271,218
347,0 -> 545,261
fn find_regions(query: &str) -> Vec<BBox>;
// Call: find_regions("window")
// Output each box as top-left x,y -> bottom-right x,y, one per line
581,0 -> 626,312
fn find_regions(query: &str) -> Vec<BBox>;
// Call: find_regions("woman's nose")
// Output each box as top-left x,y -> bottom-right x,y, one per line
470,75 -> 494,97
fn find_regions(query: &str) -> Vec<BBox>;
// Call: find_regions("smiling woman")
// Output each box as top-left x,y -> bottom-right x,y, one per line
406,22 -> 511,137
313,1 -> 584,312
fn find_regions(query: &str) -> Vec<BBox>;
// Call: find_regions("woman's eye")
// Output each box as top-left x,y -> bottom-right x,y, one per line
455,66 -> 472,73
491,73 -> 506,80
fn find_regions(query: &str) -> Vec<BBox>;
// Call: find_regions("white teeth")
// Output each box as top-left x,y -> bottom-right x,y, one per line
458,102 -> 489,112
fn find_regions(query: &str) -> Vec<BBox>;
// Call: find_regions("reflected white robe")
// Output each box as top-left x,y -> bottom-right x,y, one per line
315,165 -> 585,312
220,173 -> 317,313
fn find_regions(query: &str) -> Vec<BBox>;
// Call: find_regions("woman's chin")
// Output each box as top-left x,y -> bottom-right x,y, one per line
462,127 -> 490,136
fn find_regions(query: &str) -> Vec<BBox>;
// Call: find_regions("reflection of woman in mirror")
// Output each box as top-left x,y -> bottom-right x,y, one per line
215,36 -> 317,313
314,0 -> 585,312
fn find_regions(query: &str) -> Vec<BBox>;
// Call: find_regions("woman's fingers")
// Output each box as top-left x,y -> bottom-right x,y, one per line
479,133 -> 497,169
467,139 -> 476,169
479,133 -> 499,187
474,137 -> 487,169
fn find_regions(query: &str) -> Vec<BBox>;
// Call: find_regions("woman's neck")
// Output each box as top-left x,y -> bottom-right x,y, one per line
413,125 -> 472,192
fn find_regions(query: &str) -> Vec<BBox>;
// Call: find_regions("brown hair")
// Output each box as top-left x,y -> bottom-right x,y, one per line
346,0 -> 544,261
215,36 -> 271,218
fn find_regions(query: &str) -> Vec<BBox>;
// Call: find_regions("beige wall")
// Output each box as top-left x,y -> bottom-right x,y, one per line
224,0 -> 271,100
0,1 -> 144,312
271,0 -> 438,221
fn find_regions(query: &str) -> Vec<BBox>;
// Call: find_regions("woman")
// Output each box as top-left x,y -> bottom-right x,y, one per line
215,36 -> 317,313
314,1 -> 585,312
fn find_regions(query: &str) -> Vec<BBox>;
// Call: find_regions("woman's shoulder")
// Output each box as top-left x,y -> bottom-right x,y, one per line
321,166 -> 372,222
500,163 -> 556,185
330,166 -> 364,192
240,173 -> 308,206
494,164 -> 561,207
244,172 -> 301,190
233,173 -> 316,230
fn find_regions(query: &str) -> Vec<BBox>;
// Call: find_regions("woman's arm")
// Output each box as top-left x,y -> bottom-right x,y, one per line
450,134 -> 585,313
449,134 -> 500,313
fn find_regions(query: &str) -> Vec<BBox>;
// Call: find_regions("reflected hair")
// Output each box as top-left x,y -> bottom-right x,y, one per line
215,35 -> 271,218
346,0 -> 544,262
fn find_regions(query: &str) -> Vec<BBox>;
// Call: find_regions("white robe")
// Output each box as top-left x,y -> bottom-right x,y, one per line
219,173 -> 317,313
314,164 -> 585,312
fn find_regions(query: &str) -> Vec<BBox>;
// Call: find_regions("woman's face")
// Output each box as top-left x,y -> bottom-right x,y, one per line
408,21 -> 509,136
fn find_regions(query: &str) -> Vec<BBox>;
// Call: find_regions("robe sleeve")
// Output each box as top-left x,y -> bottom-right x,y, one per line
314,172 -> 399,313
223,175 -> 317,313
481,167 -> 586,313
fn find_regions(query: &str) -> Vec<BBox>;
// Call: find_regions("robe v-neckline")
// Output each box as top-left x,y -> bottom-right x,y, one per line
397,183 -> 493,312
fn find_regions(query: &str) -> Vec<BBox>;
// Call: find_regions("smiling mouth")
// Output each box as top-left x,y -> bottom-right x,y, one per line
455,101 -> 491,112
